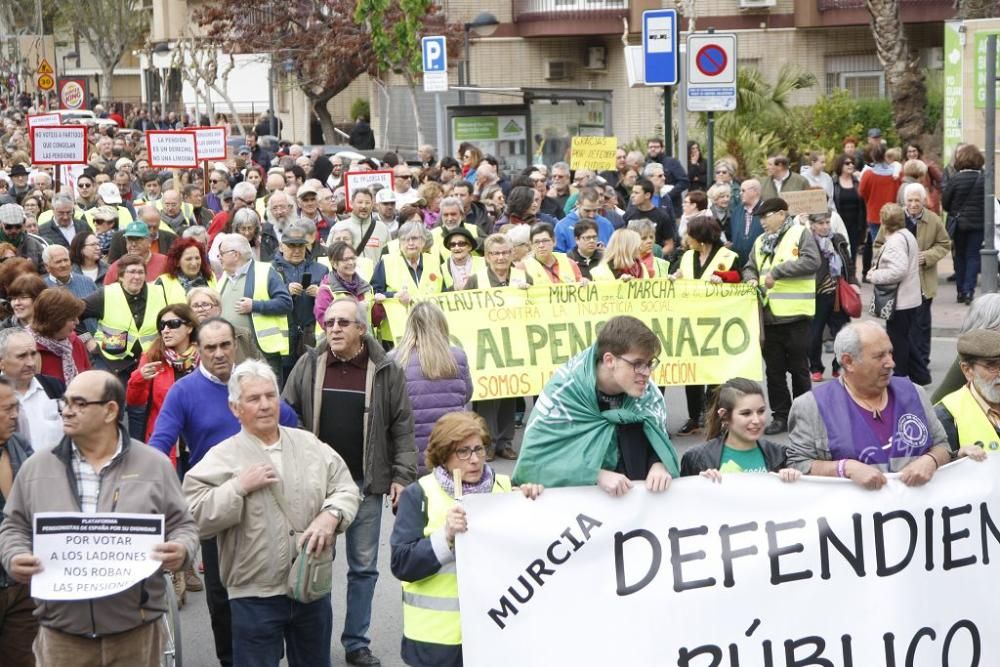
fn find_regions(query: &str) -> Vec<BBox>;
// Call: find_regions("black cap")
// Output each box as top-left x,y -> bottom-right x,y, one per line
757,198 -> 789,217
443,226 -> 477,248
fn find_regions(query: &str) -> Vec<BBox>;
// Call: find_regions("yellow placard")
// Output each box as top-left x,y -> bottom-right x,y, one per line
385,279 -> 763,401
569,136 -> 618,171
36,74 -> 54,91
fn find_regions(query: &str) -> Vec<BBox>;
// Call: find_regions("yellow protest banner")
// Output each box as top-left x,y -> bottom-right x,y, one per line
384,279 -> 763,401
570,136 -> 618,171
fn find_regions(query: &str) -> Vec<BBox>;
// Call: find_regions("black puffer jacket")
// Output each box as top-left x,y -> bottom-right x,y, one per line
942,169 -> 984,233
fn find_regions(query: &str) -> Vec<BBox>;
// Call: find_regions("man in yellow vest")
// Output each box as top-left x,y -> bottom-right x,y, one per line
743,197 -> 819,435
216,233 -> 293,384
936,329 -> 1000,453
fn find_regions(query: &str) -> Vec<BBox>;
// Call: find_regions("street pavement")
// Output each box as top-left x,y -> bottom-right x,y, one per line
175,257 -> 974,666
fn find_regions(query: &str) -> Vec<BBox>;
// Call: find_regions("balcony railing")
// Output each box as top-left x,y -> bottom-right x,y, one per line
818,0 -> 947,9
513,0 -> 629,23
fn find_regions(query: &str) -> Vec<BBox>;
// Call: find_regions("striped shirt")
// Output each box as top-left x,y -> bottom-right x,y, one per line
70,435 -> 125,513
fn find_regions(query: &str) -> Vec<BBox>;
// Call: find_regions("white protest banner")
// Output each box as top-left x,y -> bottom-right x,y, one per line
192,126 -> 228,161
344,170 -> 394,211
457,457 -> 1000,666
27,113 -> 61,130
30,126 -> 87,165
32,512 -> 165,601
146,130 -> 199,168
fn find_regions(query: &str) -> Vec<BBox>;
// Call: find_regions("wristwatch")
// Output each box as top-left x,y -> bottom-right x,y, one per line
326,508 -> 342,522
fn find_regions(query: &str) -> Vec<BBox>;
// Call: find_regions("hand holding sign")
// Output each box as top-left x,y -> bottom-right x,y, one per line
9,553 -> 43,583
151,542 -> 187,572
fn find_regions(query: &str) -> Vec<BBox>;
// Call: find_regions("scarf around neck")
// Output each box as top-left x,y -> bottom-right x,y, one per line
433,464 -> 496,498
163,344 -> 200,375
28,326 -> 77,383
513,345 -> 679,487
814,234 -> 843,278
759,217 -> 793,259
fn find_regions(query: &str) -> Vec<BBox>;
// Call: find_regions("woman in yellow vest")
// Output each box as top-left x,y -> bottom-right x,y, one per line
671,214 -> 742,436
590,229 -> 648,282
81,253 -> 168,386
155,237 -> 218,305
440,227 -> 485,290
372,221 -> 444,341
521,222 -> 581,284
390,412 -> 543,666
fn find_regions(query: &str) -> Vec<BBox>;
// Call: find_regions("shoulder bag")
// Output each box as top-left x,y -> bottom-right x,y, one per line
868,233 -> 913,320
269,486 -> 334,604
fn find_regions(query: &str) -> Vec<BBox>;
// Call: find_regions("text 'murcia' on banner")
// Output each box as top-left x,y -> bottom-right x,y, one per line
384,279 -> 763,400
457,456 -> 1000,666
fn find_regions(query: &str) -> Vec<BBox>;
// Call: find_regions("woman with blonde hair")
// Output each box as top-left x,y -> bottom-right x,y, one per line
591,229 -> 646,281
391,301 -> 473,473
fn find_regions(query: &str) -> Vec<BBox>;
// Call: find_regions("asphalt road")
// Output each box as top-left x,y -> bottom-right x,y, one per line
172,332 -> 961,667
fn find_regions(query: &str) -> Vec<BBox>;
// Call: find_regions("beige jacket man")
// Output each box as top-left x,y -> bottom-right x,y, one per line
183,426 -> 361,599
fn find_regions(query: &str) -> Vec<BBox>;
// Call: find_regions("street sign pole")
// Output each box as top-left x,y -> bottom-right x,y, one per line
677,42 -> 687,168
982,34 -> 998,295
664,87 -> 672,157
705,28 -> 715,173
642,9 -> 679,156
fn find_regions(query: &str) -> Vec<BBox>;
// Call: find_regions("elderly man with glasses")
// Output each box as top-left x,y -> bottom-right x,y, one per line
283,297 -> 416,667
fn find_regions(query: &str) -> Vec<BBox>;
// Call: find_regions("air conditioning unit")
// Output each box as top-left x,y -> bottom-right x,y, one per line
739,0 -> 776,8
924,47 -> 944,70
545,60 -> 574,81
584,46 -> 607,71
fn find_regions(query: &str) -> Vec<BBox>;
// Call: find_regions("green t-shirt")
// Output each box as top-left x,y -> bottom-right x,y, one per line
718,445 -> 768,474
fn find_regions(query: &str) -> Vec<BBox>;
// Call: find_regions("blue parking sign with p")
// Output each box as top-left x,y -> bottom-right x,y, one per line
422,36 -> 447,73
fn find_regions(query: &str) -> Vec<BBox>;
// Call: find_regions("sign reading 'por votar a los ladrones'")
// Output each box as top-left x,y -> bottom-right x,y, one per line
30,125 -> 87,165
32,512 -> 165,601
457,456 -> 1000,666
146,130 -> 199,169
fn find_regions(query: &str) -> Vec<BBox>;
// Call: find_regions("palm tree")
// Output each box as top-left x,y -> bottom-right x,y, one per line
710,65 -> 817,178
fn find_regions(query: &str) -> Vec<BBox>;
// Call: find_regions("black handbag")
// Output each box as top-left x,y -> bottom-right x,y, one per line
867,233 -> 912,320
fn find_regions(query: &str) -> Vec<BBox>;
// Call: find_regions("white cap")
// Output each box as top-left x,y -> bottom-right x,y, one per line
97,182 -> 122,204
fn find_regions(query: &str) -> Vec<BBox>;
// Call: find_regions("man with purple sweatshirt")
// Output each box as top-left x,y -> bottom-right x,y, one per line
149,317 -> 299,667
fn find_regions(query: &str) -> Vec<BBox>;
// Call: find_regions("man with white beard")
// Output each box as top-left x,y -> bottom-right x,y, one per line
935,329 -> 1000,452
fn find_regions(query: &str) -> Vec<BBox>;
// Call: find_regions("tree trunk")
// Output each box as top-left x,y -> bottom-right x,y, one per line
311,97 -> 338,144
405,75 -> 425,149
98,62 -> 115,106
375,79 -> 391,148
956,0 -> 998,19
865,0 -> 930,146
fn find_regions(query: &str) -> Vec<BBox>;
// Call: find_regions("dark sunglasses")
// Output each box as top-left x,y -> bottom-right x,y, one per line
2,223 -> 23,230
396,174 -> 412,179
160,318 -> 188,331
448,241 -> 471,249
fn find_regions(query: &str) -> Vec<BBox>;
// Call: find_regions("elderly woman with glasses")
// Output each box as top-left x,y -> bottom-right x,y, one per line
82,253 -> 169,386
371,220 -> 444,307
186,286 -> 260,364
391,412 -> 542,667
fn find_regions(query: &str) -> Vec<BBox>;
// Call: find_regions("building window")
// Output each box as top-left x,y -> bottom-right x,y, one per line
825,53 -> 885,98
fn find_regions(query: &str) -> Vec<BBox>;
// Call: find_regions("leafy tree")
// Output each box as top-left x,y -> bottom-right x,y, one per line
197,0 -> 375,144
51,0 -> 149,105
354,0 -> 461,147
955,0 -> 999,19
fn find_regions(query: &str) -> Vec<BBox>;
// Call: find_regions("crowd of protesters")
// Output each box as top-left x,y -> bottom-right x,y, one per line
0,100 -> 994,667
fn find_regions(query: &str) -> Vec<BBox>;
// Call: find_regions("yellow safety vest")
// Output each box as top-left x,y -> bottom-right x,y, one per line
441,256 -> 486,290
95,282 -> 168,361
37,206 -> 87,227
753,224 -> 815,317
938,386 -> 1000,452
217,262 -> 290,356
473,266 -> 526,288
382,253 -> 444,295
402,474 -> 512,646
255,195 -> 269,220
523,253 -> 577,284
678,246 -> 738,281
589,262 -> 649,282
156,273 -> 218,306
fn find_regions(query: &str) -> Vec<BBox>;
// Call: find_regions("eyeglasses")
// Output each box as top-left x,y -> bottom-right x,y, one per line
975,360 -> 1000,374
455,445 -> 487,460
615,355 -> 660,375
324,317 -> 358,329
190,301 -> 215,311
57,396 -> 113,414
578,234 -> 598,242
715,170 -> 728,175
78,182 -> 93,188
209,179 -> 222,184
220,249 -> 239,257
237,197 -> 255,206
160,318 -> 187,331
532,238 -> 553,246
396,174 -> 412,180
448,241 -> 471,249
123,268 -> 146,276
487,249 -> 512,257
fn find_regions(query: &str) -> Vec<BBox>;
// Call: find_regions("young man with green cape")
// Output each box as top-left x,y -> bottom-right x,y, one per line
513,315 -> 679,495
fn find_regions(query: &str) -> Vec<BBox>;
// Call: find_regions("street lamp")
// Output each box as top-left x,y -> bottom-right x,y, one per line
459,12 -> 499,106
